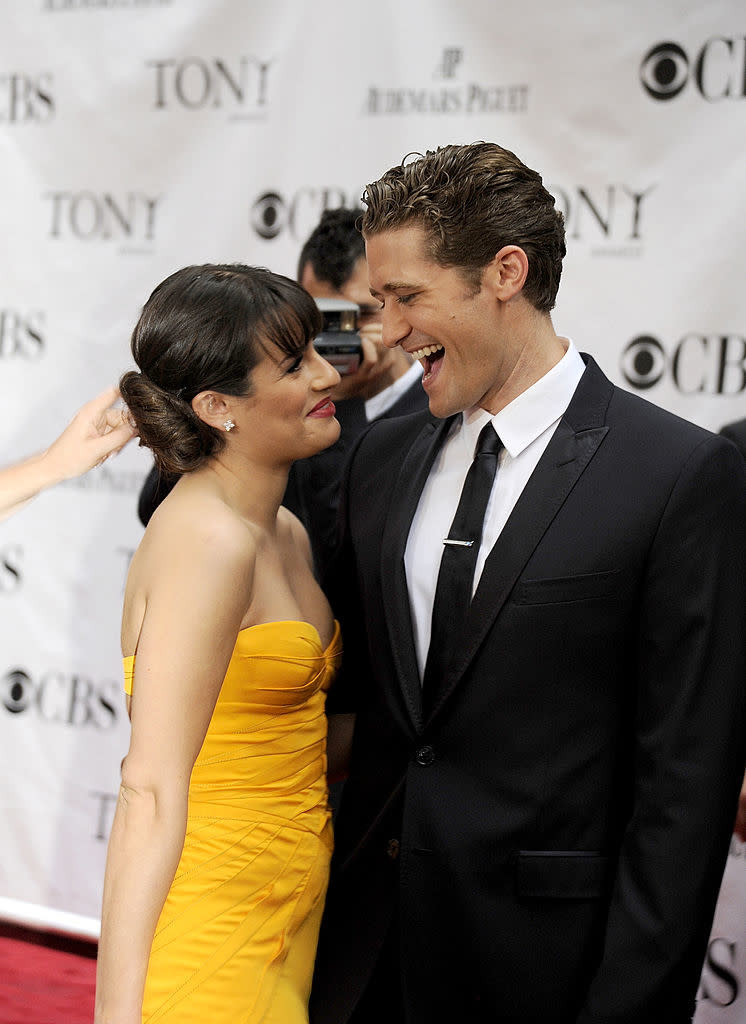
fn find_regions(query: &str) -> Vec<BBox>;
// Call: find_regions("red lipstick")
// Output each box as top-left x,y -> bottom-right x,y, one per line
307,398 -> 336,418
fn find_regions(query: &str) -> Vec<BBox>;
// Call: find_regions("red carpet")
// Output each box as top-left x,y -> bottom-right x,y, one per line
0,927 -> 96,1024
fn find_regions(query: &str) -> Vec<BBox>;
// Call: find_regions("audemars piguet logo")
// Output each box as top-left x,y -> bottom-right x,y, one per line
365,48 -> 529,116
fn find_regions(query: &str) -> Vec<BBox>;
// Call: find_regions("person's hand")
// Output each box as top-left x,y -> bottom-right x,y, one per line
42,387 -> 137,482
734,770 -> 746,842
329,321 -> 406,402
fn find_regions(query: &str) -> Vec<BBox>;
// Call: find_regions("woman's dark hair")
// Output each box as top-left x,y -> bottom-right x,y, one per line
120,264 -> 322,474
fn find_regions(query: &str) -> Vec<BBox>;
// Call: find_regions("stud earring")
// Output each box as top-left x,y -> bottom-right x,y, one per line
223,419 -> 235,432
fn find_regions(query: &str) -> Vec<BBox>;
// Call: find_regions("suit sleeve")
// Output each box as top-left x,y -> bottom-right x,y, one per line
322,430 -> 376,717
719,422 -> 746,460
577,434 -> 746,1023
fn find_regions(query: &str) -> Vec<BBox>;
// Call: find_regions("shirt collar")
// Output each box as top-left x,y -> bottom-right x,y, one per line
461,339 -> 585,458
364,360 -> 423,422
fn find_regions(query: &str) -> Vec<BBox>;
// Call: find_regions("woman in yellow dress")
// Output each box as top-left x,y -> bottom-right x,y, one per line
94,264 -> 343,1024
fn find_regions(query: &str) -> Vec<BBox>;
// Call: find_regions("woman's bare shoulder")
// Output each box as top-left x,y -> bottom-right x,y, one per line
123,484 -> 258,654
144,482 -> 257,568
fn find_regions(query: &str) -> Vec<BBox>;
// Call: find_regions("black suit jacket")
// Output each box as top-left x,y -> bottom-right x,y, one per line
311,356 -> 746,1024
136,379 -> 427,578
720,416 -> 746,458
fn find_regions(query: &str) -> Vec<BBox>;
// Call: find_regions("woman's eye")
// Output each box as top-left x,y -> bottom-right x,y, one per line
397,293 -> 415,305
287,354 -> 304,373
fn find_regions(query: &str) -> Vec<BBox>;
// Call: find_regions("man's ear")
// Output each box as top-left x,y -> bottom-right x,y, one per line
191,391 -> 231,429
482,245 -> 529,301
299,261 -> 335,299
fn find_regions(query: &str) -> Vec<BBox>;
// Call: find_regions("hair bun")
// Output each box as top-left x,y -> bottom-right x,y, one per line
119,370 -> 218,474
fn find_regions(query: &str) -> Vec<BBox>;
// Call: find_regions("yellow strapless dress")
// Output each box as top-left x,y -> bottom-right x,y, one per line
122,619 -> 341,1023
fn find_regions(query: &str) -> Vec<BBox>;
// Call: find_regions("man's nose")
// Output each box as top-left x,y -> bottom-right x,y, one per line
382,302 -> 410,349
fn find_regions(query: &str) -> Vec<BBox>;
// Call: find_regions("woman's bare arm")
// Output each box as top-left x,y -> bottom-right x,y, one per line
94,511 -> 255,1024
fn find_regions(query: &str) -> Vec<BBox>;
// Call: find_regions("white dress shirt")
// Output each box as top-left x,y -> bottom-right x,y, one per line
405,340 -> 586,679
364,360 -> 423,422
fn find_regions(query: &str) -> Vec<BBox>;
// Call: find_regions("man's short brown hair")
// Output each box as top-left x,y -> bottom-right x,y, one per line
361,142 -> 566,313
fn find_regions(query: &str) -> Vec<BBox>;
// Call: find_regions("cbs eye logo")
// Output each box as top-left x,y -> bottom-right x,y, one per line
621,336 -> 666,389
250,191 -> 285,240
1,668 -> 32,714
621,332 -> 746,395
640,42 -> 689,101
640,37 -> 746,102
250,187 -> 363,242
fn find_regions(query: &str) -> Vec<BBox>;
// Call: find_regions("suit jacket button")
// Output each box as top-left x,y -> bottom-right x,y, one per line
415,745 -> 435,766
386,838 -> 400,860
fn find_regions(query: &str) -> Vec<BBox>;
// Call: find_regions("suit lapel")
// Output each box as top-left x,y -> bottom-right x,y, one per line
425,356 -> 613,723
381,415 -> 455,732
335,397 -> 368,439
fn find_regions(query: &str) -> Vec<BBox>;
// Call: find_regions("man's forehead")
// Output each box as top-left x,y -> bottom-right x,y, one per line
366,227 -> 432,293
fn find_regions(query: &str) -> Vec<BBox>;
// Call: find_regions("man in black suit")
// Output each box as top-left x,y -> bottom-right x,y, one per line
137,210 -> 426,577
311,143 -> 746,1024
720,416 -> 746,455
719,416 -> 746,842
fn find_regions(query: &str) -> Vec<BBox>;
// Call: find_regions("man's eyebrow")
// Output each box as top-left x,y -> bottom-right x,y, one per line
370,281 -> 417,298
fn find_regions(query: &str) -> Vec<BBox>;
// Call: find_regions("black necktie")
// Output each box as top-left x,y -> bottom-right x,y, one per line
423,423 -> 503,695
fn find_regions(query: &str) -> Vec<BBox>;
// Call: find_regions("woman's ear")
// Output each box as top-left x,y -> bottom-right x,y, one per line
191,391 -> 231,429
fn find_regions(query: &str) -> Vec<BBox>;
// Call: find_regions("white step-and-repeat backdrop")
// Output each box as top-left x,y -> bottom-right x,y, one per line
1,1 -> 744,1017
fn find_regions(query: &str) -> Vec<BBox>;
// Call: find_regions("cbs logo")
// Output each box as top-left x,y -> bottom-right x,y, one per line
2,668 -> 31,713
250,188 -> 362,241
620,336 -> 666,390
640,43 -> 690,101
641,38 -> 746,101
0,666 -> 119,728
621,334 -> 746,395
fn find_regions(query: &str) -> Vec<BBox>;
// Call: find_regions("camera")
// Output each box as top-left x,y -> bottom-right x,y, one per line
313,298 -> 363,376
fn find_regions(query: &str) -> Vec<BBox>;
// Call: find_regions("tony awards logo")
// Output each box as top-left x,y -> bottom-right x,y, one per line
148,55 -> 272,119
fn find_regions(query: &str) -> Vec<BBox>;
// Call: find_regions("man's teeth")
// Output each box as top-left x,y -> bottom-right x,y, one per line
411,344 -> 443,361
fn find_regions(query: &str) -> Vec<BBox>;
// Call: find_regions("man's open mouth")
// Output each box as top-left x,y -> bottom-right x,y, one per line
411,344 -> 444,378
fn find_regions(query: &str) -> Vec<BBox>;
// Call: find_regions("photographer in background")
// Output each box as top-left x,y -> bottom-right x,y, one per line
285,208 -> 426,574
137,209 -> 426,575
296,207 -> 416,402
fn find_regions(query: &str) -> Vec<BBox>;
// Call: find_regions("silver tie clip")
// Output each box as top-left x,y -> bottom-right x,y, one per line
442,538 -> 474,547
